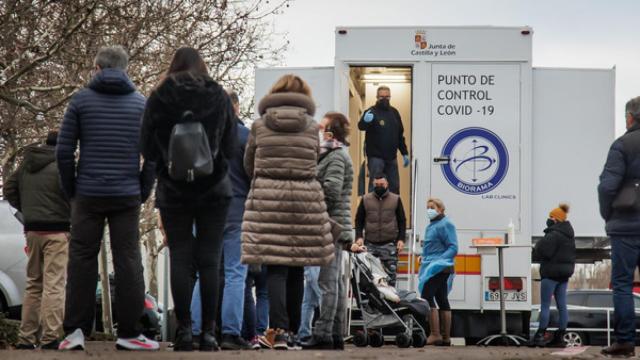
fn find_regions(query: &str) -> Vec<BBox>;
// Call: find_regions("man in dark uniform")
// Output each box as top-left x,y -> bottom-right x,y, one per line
358,85 -> 409,194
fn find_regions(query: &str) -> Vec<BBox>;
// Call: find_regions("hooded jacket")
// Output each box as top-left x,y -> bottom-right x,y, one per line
4,144 -> 70,231
140,72 -> 236,209
534,221 -> 576,281
317,146 -> 354,249
241,92 -> 334,266
56,68 -> 155,201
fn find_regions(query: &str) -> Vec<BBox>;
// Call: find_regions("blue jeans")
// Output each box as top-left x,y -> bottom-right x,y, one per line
191,223 -> 247,336
299,266 -> 321,339
191,277 -> 202,335
242,266 -> 269,340
611,236 -> 640,344
538,278 -> 568,331
220,223 -> 247,335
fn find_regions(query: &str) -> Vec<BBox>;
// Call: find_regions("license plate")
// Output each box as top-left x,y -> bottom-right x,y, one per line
484,291 -> 527,302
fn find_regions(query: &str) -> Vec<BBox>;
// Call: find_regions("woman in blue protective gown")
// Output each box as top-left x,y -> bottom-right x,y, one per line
418,198 -> 458,346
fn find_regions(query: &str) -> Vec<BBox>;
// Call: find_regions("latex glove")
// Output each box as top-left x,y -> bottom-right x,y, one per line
363,110 -> 374,123
403,155 -> 410,168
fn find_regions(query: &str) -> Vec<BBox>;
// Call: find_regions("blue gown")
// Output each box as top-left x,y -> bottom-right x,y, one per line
418,215 -> 459,294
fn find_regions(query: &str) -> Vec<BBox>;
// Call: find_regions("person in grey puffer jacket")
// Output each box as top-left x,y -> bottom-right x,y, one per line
302,112 -> 365,350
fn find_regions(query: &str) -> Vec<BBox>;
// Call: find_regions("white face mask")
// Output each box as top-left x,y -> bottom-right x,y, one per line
319,131 -> 325,141
427,208 -> 439,220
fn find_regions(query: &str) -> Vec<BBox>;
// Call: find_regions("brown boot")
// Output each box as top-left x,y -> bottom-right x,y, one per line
438,310 -> 452,346
427,309 -> 443,345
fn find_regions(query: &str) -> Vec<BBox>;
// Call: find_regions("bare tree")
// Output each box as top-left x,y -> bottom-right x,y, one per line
1,0 -> 290,296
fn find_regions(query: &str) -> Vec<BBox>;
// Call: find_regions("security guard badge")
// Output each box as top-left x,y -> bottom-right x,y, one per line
379,119 -> 385,127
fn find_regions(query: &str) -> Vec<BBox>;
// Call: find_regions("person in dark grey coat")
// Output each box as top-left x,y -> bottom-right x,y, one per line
530,204 -> 575,348
302,112 -> 363,350
598,96 -> 640,357
57,46 -> 158,351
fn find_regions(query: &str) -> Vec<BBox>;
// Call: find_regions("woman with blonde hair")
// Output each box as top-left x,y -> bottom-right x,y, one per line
242,74 -> 334,350
418,198 -> 458,346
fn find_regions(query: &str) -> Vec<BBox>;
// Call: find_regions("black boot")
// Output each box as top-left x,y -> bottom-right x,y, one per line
332,334 -> 345,350
301,335 -> 333,350
200,328 -> 220,352
601,342 -> 635,357
547,330 -> 566,348
527,329 -> 546,348
173,321 -> 194,352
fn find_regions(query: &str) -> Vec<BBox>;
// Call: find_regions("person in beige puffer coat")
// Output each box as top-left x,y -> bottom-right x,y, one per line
242,74 -> 334,349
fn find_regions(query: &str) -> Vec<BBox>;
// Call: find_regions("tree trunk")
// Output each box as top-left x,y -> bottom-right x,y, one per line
144,227 -> 159,299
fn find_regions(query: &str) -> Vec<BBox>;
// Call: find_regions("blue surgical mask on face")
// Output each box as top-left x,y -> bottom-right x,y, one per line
427,208 -> 439,220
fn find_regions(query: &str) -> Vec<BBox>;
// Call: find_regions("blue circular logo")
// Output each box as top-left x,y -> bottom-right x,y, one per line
440,127 -> 509,195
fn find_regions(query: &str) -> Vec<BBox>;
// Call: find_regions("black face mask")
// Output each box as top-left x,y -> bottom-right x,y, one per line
374,186 -> 387,197
376,98 -> 390,110
546,218 -> 556,228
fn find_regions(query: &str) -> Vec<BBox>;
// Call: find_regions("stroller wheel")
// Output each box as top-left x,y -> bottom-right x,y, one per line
395,333 -> 413,348
354,331 -> 368,347
412,332 -> 426,348
369,331 -> 384,347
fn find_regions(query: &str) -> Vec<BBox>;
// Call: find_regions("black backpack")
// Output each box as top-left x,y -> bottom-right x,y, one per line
167,111 -> 215,182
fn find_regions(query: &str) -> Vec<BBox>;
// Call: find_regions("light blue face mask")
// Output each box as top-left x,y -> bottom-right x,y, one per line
427,208 -> 439,220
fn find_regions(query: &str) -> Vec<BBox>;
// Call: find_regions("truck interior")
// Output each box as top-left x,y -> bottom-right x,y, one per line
347,66 -> 413,226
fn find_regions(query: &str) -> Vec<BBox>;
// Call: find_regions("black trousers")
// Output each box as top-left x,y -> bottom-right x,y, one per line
421,271 -> 451,310
266,265 -> 304,332
160,203 -> 229,330
64,195 -> 143,338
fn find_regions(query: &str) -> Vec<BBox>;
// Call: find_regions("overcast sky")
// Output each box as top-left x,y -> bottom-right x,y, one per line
271,0 -> 639,134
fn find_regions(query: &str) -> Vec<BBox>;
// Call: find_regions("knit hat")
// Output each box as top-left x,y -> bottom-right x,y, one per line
549,203 -> 570,222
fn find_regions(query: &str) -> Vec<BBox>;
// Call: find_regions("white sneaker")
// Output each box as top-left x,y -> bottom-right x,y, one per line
58,328 -> 85,351
116,334 -> 160,351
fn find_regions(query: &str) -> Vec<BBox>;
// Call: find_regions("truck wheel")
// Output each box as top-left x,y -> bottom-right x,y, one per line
353,331 -> 368,347
369,331 -> 384,347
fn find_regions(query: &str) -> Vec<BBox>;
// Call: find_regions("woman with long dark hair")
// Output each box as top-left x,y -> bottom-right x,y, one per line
141,47 -> 236,351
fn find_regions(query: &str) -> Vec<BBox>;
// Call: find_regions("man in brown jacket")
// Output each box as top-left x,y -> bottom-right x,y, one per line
354,175 -> 407,287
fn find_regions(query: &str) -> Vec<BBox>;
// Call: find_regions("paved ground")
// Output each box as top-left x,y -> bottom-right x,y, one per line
0,342 -> 620,359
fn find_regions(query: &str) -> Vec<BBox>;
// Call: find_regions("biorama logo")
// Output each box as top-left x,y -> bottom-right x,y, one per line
412,30 -> 457,57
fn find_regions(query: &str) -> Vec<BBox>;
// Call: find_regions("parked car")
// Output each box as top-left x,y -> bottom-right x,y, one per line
0,200 -> 27,319
95,273 -> 162,340
530,289 -> 640,346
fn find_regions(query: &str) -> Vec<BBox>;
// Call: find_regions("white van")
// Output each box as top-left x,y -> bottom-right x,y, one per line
255,26 -> 615,341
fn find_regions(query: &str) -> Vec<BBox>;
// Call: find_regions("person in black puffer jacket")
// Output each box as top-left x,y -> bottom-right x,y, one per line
530,203 -> 575,348
140,47 -> 236,352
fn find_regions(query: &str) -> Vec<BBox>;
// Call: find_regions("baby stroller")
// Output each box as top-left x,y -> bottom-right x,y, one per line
350,252 -> 428,348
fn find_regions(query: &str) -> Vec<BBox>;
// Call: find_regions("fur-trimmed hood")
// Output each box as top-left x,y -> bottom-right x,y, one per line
258,92 -> 316,133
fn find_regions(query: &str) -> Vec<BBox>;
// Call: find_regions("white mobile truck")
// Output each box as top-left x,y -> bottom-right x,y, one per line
254,26 -> 614,341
